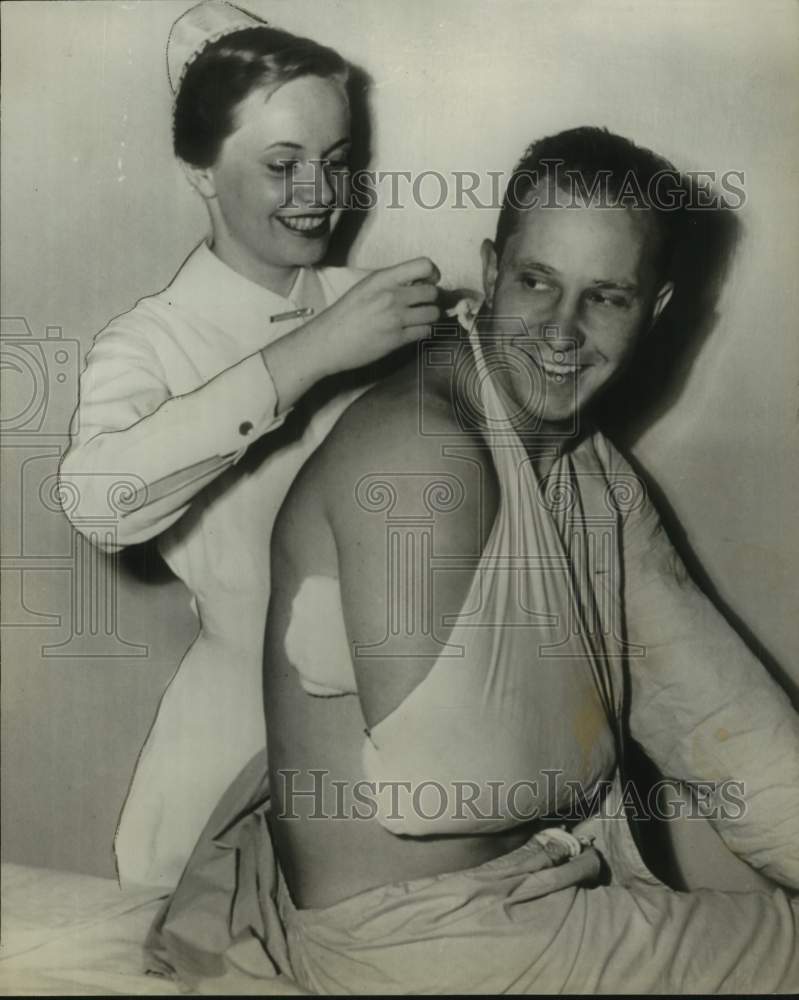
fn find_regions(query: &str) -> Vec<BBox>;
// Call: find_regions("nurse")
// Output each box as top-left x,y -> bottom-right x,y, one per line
59,0 -> 440,889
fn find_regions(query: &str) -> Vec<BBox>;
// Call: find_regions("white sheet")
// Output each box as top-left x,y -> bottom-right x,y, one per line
0,863 -> 307,996
0,863 -> 176,996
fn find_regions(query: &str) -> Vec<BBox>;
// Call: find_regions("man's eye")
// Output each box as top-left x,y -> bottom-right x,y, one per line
520,274 -> 550,291
587,291 -> 629,308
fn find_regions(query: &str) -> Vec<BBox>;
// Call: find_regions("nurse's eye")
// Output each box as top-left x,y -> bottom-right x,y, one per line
266,160 -> 299,176
323,158 -> 350,175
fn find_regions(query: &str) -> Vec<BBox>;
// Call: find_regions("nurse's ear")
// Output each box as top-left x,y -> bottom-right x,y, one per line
648,280 -> 675,329
179,160 -> 218,201
480,239 -> 499,310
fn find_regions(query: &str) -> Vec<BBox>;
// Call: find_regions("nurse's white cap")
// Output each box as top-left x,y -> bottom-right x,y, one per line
167,1 -> 267,94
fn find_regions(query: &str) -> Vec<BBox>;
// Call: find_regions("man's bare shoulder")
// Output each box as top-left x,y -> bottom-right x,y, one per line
321,366 -> 493,503
275,364 -> 496,573
328,368 -> 458,464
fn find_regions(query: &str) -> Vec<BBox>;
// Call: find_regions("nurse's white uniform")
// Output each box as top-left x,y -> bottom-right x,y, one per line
60,242 -> 368,888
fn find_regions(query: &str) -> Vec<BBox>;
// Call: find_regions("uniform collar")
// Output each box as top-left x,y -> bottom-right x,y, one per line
164,241 -> 322,348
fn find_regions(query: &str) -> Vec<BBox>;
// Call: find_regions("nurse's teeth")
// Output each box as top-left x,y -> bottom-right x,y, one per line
279,215 -> 328,231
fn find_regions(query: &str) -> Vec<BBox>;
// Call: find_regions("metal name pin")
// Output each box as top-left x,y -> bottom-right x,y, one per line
269,306 -> 315,324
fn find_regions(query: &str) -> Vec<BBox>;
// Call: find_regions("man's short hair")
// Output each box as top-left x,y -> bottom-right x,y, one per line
494,126 -> 687,280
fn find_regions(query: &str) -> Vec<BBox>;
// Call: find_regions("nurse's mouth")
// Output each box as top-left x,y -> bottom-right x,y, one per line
276,213 -> 331,238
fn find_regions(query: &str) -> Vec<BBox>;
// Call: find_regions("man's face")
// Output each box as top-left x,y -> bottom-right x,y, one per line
481,192 -> 673,426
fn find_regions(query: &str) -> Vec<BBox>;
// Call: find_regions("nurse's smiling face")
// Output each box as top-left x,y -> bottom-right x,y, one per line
185,74 -> 350,294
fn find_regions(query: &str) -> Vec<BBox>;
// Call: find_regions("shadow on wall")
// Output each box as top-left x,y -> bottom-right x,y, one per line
598,182 -> 798,886
325,63 -> 376,267
599,192 -> 742,441
600,189 -> 797,708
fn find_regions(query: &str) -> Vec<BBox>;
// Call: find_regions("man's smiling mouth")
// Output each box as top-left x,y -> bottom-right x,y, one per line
538,358 -> 586,382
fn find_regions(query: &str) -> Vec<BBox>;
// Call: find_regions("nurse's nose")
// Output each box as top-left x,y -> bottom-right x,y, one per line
290,160 -> 336,209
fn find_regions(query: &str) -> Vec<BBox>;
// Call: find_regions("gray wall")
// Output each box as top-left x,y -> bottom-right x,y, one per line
2,0 -> 798,878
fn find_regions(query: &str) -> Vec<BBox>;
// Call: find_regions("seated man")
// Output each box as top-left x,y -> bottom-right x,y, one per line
149,128 -> 799,994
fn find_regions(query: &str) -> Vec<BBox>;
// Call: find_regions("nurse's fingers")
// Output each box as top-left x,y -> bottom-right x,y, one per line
401,304 -> 440,329
395,282 -> 440,307
376,256 -> 441,288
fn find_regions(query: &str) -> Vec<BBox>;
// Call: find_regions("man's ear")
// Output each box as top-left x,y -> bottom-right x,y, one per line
480,239 -> 499,308
650,280 -> 674,328
179,159 -> 217,201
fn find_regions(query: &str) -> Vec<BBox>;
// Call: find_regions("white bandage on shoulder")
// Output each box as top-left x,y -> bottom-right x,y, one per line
284,575 -> 357,696
446,296 -> 483,331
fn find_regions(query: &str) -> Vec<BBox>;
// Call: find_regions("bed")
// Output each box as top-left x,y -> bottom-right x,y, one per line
0,863 -> 309,996
0,863 -> 178,996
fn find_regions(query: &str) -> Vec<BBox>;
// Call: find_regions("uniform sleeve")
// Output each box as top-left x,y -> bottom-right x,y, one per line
614,444 -> 799,889
59,317 -> 289,551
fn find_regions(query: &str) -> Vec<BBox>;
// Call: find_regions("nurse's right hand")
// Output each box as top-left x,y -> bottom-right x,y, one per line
262,257 -> 442,412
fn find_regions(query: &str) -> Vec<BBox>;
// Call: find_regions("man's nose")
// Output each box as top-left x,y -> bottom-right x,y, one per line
540,293 -> 583,349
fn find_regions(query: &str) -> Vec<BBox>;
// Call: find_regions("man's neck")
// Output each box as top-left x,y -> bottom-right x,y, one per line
453,330 -> 580,476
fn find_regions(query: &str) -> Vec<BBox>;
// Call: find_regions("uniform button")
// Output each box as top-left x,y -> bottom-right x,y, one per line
239,421 -> 254,436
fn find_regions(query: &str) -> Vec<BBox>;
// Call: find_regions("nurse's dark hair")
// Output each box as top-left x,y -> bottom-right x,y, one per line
174,27 -> 349,167
494,126 -> 688,279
